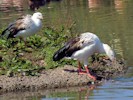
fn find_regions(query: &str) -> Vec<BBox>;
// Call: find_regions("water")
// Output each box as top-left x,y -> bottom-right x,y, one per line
1,77 -> 133,100
91,78 -> 133,100
0,0 -> 133,99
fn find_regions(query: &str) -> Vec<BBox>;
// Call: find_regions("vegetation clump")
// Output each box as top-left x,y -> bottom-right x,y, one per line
0,26 -> 126,78
0,26 -> 76,76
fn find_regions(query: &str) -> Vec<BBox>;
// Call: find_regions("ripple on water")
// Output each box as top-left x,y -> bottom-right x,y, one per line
89,77 -> 133,100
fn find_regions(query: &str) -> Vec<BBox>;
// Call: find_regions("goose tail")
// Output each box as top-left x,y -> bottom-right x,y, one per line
1,28 -> 8,36
1,23 -> 14,38
53,45 -> 69,61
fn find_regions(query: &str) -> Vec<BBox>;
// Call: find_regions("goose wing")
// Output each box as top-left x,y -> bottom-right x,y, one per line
53,35 -> 94,61
1,15 -> 32,38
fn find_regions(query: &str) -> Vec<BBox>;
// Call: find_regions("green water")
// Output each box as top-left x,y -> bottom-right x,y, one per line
0,0 -> 133,99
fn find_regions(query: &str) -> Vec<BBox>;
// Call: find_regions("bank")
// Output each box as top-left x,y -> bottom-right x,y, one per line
0,59 -> 127,94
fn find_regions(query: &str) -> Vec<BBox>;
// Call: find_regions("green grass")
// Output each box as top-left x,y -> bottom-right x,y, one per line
0,26 -> 77,76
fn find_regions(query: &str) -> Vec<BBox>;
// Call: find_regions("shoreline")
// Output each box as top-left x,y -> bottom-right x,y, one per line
0,59 -> 127,94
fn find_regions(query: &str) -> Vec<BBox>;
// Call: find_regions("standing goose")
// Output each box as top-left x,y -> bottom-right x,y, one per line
1,12 -> 43,41
53,32 -> 115,81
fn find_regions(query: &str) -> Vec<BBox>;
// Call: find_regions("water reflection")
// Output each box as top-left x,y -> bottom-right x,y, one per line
0,0 -> 26,12
114,0 -> 124,14
0,0 -> 61,12
78,85 -> 96,100
0,84 -> 97,100
91,78 -> 133,100
88,0 -> 124,14
28,0 -> 50,11
0,78 -> 133,100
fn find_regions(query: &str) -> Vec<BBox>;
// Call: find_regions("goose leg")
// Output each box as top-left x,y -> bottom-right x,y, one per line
78,61 -> 86,74
84,66 -> 96,81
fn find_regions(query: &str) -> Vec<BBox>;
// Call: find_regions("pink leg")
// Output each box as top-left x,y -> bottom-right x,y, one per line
78,61 -> 86,74
85,66 -> 96,81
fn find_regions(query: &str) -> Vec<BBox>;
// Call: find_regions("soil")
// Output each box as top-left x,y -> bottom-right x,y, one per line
0,58 -> 127,94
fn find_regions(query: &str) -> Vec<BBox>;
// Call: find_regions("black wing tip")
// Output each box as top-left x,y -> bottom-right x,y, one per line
53,51 -> 63,61
1,29 -> 7,36
1,29 -> 11,39
53,46 -> 69,61
53,52 -> 58,61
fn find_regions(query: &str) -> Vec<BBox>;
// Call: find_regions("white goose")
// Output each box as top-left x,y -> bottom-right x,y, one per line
53,32 -> 115,81
1,12 -> 43,41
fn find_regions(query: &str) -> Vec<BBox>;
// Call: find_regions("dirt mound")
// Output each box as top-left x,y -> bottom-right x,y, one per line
0,59 -> 127,94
